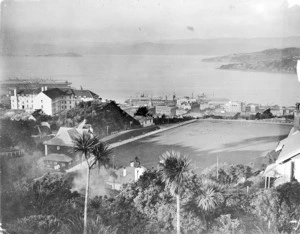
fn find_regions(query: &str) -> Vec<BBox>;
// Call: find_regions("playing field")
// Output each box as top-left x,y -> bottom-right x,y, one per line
112,120 -> 292,173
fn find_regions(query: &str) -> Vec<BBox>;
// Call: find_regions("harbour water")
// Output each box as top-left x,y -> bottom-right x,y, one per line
1,54 -> 299,105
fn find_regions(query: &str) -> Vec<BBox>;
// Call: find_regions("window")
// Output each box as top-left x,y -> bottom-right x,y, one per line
57,146 -> 60,150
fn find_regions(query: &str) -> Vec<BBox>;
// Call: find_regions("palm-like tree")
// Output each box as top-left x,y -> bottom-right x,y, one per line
158,151 -> 191,234
196,178 -> 224,230
196,187 -> 222,211
91,141 -> 113,172
73,133 -> 112,234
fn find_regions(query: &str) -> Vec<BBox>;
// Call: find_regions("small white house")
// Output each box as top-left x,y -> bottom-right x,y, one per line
134,116 -> 154,127
105,161 -> 147,190
264,129 -> 300,187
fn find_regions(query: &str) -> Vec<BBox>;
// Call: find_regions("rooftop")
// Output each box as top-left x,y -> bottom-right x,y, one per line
44,127 -> 90,147
276,130 -> 300,164
43,88 -> 99,100
42,153 -> 73,162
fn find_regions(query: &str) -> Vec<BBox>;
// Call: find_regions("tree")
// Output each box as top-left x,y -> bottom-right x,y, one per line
73,133 -> 107,234
195,178 -> 225,230
158,151 -> 191,234
91,141 -> 113,173
134,106 -> 149,117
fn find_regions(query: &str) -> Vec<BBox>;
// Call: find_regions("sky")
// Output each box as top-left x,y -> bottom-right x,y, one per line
1,0 -> 300,43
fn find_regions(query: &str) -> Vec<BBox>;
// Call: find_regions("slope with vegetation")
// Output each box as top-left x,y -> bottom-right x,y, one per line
61,100 -> 141,138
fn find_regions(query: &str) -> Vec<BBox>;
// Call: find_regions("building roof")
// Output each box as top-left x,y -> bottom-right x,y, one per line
43,153 -> 73,162
17,88 -> 40,95
44,127 -> 89,147
43,88 -> 99,100
73,90 -> 93,98
276,130 -> 300,164
43,88 -> 67,99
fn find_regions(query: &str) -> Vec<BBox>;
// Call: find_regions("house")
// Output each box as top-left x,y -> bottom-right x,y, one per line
105,161 -> 147,190
134,116 -> 154,127
33,88 -> 99,116
39,153 -> 73,171
10,88 -> 42,110
264,103 -> 300,187
43,125 -> 92,161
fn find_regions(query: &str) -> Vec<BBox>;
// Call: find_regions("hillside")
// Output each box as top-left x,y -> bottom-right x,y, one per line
62,101 -> 141,138
203,47 -> 300,74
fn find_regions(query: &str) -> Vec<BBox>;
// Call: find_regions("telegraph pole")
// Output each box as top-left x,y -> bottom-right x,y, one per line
0,160 -> 2,234
216,156 -> 219,180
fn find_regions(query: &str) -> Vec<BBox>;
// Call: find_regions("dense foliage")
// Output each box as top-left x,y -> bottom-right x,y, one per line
3,158 -> 300,234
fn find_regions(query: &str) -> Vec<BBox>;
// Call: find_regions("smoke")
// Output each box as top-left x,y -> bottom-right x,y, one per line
1,150 -> 46,190
70,166 -> 110,198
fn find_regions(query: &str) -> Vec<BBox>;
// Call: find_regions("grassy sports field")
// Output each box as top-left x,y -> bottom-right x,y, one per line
112,120 -> 292,173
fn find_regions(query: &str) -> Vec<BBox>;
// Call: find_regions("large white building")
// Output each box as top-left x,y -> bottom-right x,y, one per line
10,88 -> 43,110
33,88 -> 99,116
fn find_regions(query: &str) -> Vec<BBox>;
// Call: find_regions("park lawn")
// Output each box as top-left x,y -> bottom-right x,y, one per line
112,120 -> 292,174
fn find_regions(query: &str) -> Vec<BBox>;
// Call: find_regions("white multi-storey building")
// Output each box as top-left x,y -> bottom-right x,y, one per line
10,87 -> 45,110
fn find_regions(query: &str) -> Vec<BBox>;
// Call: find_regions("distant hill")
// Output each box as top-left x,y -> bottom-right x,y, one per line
203,47 -> 300,74
37,52 -> 82,57
3,37 -> 300,56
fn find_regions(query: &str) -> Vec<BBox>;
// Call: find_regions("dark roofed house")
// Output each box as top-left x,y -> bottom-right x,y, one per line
43,126 -> 91,161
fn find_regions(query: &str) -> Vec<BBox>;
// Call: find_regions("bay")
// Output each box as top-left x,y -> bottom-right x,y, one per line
1,54 -> 299,106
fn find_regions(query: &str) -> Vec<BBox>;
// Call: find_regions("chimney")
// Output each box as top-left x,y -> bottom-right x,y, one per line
14,89 -> 16,97
123,167 -> 126,177
45,86 -> 47,91
41,87 -> 44,92
135,168 -> 139,182
130,161 -> 134,167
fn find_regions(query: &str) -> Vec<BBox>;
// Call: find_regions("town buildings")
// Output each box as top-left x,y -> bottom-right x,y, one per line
224,101 -> 245,113
155,105 -> 177,117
